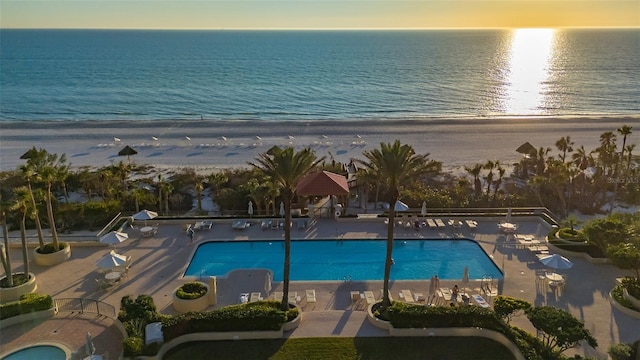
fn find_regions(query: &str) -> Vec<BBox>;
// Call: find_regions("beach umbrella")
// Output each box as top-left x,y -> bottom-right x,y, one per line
132,209 -> 158,225
461,266 -> 470,293
394,200 -> 409,212
117,145 -> 138,164
265,272 -> 272,293
248,201 -> 254,218
515,142 -> 536,157
86,332 -> 96,356
99,231 -> 128,245
279,202 -> 285,217
429,275 -> 437,296
96,250 -> 128,270
421,201 -> 427,216
539,254 -> 573,270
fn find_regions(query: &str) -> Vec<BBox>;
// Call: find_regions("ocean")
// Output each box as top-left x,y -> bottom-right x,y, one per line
0,29 -> 638,122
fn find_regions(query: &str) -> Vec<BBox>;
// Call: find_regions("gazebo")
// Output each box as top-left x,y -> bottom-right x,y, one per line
296,171 -> 350,218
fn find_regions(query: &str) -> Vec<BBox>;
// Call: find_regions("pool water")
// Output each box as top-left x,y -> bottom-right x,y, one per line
1,345 -> 66,360
185,239 -> 503,281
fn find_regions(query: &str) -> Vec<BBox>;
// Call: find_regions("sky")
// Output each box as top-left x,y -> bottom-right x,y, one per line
1,0 -> 638,29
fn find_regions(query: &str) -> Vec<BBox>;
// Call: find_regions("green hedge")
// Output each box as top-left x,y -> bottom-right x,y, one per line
176,282 -> 207,300
162,301 -> 288,342
0,293 -> 54,320
557,228 -> 586,242
548,239 -> 606,258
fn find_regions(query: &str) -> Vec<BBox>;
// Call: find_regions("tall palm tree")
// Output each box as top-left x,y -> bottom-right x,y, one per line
10,187 -> 32,277
356,140 -> 432,308
249,146 -> 324,311
19,164 -> 45,248
0,193 -> 14,287
625,144 -> 636,182
617,125 -> 632,160
555,136 -> 574,163
464,163 -> 483,199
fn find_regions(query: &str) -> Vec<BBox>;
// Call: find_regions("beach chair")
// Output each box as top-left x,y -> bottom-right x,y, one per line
261,220 -> 269,230
272,291 -> 283,301
435,219 -> 446,228
288,291 -> 299,304
426,219 -> 437,229
306,289 -> 316,303
439,287 -> 452,301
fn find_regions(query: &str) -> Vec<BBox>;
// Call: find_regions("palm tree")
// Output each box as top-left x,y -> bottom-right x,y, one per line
19,164 -> 45,248
625,144 -> 636,183
356,140 -> 433,308
617,125 -> 632,160
561,214 -> 582,232
484,160 -> 495,198
249,146 -> 324,311
464,164 -> 483,199
493,164 -> 506,201
555,136 -> 574,163
10,187 -> 32,277
0,193 -> 13,287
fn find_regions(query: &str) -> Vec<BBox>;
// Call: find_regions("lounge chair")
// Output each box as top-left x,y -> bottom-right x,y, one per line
439,287 -> 452,301
426,219 -> 437,229
306,289 -> 316,303
232,219 -> 248,230
297,220 -> 307,230
273,291 -> 283,301
435,219 -> 446,228
400,289 -> 415,303
288,292 -> 299,304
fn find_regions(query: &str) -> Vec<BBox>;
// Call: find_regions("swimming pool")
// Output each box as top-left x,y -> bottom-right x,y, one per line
184,239 -> 503,281
1,344 -> 67,360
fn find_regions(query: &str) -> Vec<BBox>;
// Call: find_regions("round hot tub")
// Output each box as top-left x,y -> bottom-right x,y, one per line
1,343 -> 69,360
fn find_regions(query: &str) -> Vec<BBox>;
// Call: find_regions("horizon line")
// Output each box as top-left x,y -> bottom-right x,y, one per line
1,26 -> 639,31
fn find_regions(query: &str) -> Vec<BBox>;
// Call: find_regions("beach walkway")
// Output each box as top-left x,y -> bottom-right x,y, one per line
1,217 -> 638,359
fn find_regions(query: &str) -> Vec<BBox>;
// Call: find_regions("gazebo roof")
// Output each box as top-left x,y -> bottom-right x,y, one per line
296,171 -> 349,196
516,142 -> 536,155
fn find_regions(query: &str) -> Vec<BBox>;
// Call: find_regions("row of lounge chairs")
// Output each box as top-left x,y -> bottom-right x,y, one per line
387,218 -> 478,231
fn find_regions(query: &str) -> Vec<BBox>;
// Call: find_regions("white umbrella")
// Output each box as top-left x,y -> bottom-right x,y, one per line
461,266 -> 470,293
86,332 -> 96,356
265,272 -> 272,293
428,275 -> 437,296
421,201 -> 427,216
96,250 -> 128,269
132,209 -> 158,226
99,231 -> 128,245
248,201 -> 254,218
394,200 -> 409,212
539,254 -> 573,270
279,202 -> 285,217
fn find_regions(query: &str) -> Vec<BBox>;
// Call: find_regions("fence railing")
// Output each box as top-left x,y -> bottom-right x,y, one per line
54,298 -> 117,319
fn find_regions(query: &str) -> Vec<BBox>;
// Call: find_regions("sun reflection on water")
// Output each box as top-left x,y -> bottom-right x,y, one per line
503,28 -> 557,114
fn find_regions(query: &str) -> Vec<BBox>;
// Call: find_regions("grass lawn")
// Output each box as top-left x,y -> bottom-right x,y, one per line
164,337 -> 517,359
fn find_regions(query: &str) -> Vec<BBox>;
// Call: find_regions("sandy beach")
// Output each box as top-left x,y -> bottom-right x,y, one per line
2,115 -> 640,173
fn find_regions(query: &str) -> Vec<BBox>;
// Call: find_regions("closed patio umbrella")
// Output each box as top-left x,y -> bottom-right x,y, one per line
86,332 -> 96,356
248,201 -> 254,218
461,266 -> 470,293
279,202 -> 285,217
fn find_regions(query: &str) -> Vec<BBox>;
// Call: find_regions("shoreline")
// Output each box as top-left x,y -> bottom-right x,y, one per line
2,115 -> 640,172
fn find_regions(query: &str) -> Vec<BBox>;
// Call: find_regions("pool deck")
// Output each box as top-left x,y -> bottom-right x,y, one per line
2,217 -> 639,359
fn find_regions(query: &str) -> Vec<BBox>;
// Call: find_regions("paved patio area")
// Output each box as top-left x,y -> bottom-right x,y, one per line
2,216 -> 639,359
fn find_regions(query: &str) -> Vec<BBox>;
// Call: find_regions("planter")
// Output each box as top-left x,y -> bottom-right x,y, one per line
622,288 -> 640,310
172,283 -> 211,313
367,301 -> 391,330
282,303 -> 301,331
34,243 -> 71,266
0,272 -> 38,304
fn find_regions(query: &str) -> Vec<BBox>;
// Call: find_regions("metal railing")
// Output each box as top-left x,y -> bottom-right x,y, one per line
54,298 -> 117,319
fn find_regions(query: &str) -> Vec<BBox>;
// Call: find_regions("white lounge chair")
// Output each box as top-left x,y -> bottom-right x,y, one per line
306,289 -> 316,303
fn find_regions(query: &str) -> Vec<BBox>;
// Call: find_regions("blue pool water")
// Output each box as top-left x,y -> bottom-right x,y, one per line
184,239 -> 502,281
1,345 -> 66,360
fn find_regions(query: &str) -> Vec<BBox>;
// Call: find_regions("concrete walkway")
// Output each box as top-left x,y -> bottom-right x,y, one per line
1,217 -> 639,359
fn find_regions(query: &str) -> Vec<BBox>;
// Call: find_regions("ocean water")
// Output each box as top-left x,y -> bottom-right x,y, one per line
1,29 -> 638,122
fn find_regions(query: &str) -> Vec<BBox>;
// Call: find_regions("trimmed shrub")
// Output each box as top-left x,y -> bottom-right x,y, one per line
123,336 -> 144,357
608,343 -> 634,360
175,282 -> 207,300
118,294 -> 160,323
621,277 -> 640,299
162,301 -> 288,342
0,273 -> 30,288
557,228 -> 586,242
36,242 -> 68,254
548,238 -> 606,258
0,293 -> 53,320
